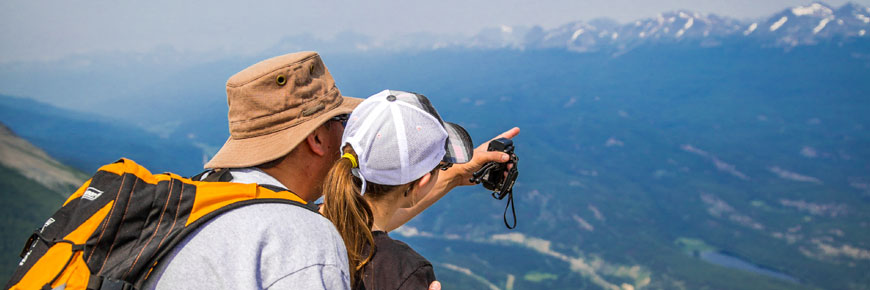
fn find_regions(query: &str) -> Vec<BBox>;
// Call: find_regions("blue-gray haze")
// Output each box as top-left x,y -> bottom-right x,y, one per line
2,0 -> 870,62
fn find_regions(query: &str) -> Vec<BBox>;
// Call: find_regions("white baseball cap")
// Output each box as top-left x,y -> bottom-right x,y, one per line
341,90 -> 474,194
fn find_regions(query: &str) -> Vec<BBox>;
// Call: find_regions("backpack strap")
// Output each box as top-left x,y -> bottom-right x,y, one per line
190,169 -> 233,182
258,184 -> 319,213
136,195 -> 317,288
192,169 -> 318,213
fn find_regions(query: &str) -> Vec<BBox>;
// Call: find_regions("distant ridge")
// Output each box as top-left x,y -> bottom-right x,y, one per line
0,94 -> 207,175
0,121 -> 87,283
0,121 -> 86,195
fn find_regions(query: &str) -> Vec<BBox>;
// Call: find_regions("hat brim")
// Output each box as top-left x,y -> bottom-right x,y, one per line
204,96 -> 363,169
442,122 -> 474,164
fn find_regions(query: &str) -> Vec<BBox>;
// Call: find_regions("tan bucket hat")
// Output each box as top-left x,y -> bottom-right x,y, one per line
204,51 -> 362,169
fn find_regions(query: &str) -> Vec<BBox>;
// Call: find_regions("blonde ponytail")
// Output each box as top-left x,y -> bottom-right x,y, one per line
321,147 -> 374,287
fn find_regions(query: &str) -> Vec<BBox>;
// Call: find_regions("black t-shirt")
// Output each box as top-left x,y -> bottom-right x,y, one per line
356,231 -> 436,290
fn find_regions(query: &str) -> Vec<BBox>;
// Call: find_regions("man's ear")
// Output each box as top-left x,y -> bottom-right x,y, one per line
305,127 -> 327,156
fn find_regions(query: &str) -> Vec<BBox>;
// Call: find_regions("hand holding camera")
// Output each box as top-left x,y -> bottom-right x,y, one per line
470,137 -> 519,229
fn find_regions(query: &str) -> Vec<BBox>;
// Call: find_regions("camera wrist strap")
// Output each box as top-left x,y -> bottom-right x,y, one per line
504,190 -> 516,229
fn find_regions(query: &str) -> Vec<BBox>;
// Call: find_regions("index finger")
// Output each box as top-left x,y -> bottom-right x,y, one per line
479,127 -> 520,149
493,127 -> 520,141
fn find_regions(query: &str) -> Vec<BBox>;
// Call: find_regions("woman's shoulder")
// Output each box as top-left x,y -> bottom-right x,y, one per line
372,231 -> 430,266
363,231 -> 436,290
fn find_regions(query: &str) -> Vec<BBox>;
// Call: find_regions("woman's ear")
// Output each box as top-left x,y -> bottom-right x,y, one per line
405,172 -> 432,198
416,172 -> 432,189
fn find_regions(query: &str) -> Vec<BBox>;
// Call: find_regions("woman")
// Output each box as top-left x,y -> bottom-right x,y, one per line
321,90 -> 475,289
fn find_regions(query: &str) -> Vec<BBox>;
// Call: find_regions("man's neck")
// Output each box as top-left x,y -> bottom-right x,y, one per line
260,161 -> 319,203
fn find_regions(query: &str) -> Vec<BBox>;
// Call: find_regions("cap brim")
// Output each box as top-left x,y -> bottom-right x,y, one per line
442,122 -> 473,164
204,96 -> 363,169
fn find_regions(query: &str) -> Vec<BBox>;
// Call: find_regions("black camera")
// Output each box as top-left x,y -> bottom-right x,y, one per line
470,137 -> 519,229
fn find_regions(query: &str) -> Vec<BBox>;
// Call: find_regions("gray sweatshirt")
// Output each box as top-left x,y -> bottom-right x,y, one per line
141,168 -> 350,290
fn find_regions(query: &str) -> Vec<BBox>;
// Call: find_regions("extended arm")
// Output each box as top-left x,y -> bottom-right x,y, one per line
383,127 -> 520,232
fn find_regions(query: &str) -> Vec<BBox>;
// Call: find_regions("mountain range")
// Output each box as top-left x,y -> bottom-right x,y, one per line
467,2 -> 870,52
270,2 -> 870,55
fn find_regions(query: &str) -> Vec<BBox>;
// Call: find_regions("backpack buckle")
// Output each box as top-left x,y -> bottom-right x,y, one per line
19,231 -> 40,258
87,275 -> 136,290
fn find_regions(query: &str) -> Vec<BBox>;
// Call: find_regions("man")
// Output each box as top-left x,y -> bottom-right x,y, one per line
142,51 -> 519,289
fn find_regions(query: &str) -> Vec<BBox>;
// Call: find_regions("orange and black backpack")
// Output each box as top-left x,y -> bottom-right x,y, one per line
5,158 -> 315,290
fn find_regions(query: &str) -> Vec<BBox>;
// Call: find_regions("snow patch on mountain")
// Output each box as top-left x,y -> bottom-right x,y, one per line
564,97 -> 577,108
701,193 -> 765,230
617,110 -> 629,118
605,137 -> 624,147
712,158 -> 750,180
501,25 -> 513,34
589,205 -> 606,221
814,17 -> 834,34
681,144 -> 710,157
780,199 -> 848,217
771,16 -> 789,31
744,23 -> 758,35
571,29 -> 585,41
851,181 -> 869,191
809,240 -> 870,260
684,17 -> 694,30
792,3 -> 833,16
573,214 -> 595,231
769,166 -> 822,183
681,144 -> 750,180
801,146 -> 818,158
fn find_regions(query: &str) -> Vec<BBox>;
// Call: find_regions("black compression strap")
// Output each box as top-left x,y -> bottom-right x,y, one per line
87,275 -> 135,290
193,171 -> 317,213
37,235 -> 87,290
197,169 -> 233,182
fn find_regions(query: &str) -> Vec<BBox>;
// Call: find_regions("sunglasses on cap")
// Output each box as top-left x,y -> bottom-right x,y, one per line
435,162 -> 453,171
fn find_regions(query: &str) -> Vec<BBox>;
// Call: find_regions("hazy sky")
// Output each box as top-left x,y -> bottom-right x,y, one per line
2,0 -> 869,62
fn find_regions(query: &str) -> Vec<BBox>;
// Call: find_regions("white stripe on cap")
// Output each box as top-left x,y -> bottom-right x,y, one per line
389,102 -> 410,183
